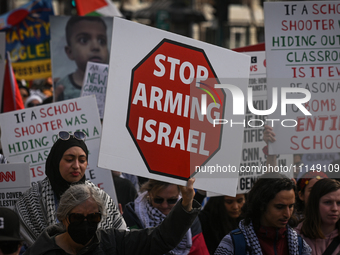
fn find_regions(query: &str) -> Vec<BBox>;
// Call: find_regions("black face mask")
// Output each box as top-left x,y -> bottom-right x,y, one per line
67,221 -> 98,245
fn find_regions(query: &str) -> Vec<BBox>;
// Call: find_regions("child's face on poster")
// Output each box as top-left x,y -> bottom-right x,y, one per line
65,20 -> 109,72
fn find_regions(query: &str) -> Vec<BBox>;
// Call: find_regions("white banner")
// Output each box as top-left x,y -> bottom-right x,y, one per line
0,96 -> 117,204
264,1 -> 340,154
98,18 -> 251,196
0,163 -> 30,209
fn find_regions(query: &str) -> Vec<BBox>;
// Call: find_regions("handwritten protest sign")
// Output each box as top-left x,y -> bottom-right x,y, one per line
98,18 -> 250,196
236,51 -> 293,193
81,62 -> 108,118
0,96 -> 117,201
0,163 -> 30,209
299,152 -> 340,178
264,1 -> 340,155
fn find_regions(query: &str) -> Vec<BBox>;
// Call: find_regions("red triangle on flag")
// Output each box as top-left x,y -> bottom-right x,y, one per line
75,0 -> 108,16
2,52 -> 24,113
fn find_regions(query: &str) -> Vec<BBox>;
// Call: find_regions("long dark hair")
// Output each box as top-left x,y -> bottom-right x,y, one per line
301,178 -> 340,239
199,195 -> 245,254
203,195 -> 244,231
243,172 -> 297,230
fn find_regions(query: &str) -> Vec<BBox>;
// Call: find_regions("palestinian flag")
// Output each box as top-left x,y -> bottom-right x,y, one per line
1,52 -> 24,113
75,0 -> 122,17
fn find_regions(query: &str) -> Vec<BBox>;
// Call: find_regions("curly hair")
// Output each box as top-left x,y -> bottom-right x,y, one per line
243,172 -> 297,230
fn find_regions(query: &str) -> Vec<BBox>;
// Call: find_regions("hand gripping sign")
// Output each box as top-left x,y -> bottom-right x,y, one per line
126,39 -> 225,180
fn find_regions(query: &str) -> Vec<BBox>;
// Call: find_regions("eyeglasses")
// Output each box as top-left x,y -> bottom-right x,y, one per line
68,212 -> 101,224
58,131 -> 86,141
153,197 -> 178,205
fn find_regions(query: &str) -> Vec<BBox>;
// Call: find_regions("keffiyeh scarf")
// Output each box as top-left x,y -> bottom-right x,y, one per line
15,177 -> 126,246
134,191 -> 192,255
214,220 -> 312,255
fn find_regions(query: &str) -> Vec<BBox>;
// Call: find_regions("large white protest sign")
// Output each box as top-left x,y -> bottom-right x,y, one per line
0,163 -> 30,209
0,96 -> 117,202
236,51 -> 294,193
0,32 -> 6,108
98,18 -> 250,196
264,1 -> 340,155
81,62 -> 108,119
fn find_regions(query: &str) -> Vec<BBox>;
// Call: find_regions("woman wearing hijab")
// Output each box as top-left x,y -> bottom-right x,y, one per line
123,179 -> 209,255
15,131 -> 126,247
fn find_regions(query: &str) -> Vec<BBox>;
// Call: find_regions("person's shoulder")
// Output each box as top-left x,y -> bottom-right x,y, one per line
27,224 -> 64,254
214,233 -> 234,255
287,224 -> 312,255
294,222 -> 303,234
17,178 -> 45,201
96,227 -> 121,245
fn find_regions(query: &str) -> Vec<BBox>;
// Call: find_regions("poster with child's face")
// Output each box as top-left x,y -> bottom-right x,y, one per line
50,16 -> 113,102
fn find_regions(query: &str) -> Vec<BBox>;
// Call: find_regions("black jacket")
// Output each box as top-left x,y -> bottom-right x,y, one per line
24,199 -> 201,255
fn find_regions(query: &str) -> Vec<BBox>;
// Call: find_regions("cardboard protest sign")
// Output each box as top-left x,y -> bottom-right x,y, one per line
264,1 -> 340,155
302,153 -> 340,167
98,18 -> 250,196
81,62 -> 108,119
0,163 -> 30,209
0,0 -> 54,80
236,51 -> 293,193
0,96 -> 117,202
299,152 -> 340,178
50,16 -> 113,102
0,32 -> 6,108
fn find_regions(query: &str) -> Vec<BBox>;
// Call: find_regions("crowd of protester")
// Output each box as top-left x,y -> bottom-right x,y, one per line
17,78 -> 53,109
1,86 -> 340,254
0,20 -> 339,255
1,122 -> 340,255
1,7 -> 340,255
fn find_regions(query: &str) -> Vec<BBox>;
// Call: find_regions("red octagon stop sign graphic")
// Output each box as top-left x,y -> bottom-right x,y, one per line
127,39 -> 225,180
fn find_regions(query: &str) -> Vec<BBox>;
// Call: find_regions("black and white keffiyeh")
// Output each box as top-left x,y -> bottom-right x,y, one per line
214,220 -> 312,255
134,191 -> 192,255
15,177 -> 126,246
0,153 -> 7,163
